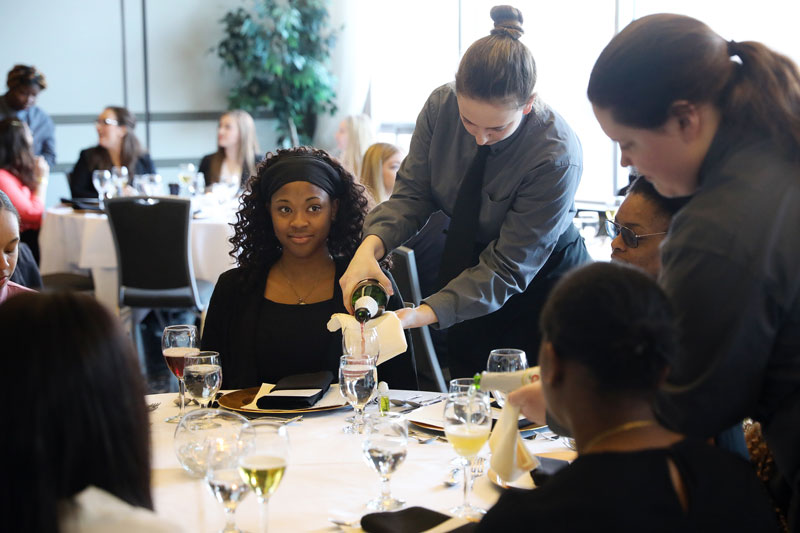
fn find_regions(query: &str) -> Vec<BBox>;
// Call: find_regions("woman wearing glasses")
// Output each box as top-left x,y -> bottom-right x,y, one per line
607,176 -> 687,278
588,14 -> 800,526
69,106 -> 155,199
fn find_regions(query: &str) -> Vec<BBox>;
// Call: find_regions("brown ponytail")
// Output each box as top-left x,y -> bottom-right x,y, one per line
588,14 -> 800,158
455,5 -> 536,107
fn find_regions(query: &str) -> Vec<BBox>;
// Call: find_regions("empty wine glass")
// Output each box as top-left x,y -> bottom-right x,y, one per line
184,351 -> 222,408
339,354 -> 377,434
238,422 -> 289,533
111,165 -> 129,195
486,348 -> 528,407
362,413 -> 407,511
207,462 -> 251,533
91,169 -> 111,203
162,325 -> 199,423
443,386 -> 492,520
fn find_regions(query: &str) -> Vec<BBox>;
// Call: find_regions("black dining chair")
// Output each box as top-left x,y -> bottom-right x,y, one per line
392,246 -> 447,392
105,197 -> 213,359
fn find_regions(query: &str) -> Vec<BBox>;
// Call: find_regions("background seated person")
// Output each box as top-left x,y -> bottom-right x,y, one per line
0,190 -> 35,303
0,292 -> 179,531
335,114 -> 373,177
0,64 -> 55,166
0,119 -> 47,262
479,262 -> 778,531
608,175 -> 688,277
201,147 -> 417,390
359,142 -> 402,205
198,109 -> 261,189
69,106 -> 155,199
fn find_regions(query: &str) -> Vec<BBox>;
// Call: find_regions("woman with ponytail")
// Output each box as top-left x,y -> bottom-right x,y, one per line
341,5 -> 589,377
588,14 -> 800,527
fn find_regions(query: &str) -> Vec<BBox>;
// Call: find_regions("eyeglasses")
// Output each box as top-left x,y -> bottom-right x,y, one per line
604,219 -> 666,248
95,118 -> 119,126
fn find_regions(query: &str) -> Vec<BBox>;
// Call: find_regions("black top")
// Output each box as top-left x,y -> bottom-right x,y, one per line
69,146 -> 156,199
201,257 -> 418,390
478,439 -> 779,532
198,152 -> 261,189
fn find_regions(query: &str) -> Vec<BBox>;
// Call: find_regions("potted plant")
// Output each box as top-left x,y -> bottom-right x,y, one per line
215,0 -> 339,147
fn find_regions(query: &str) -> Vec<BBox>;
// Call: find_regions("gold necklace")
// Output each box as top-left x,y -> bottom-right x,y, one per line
582,419 -> 656,453
277,262 -> 324,305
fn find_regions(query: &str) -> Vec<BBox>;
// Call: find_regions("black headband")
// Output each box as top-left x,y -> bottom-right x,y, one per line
261,155 -> 342,199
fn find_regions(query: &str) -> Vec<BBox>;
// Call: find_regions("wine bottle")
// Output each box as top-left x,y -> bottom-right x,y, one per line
474,367 -> 540,393
351,278 -> 388,323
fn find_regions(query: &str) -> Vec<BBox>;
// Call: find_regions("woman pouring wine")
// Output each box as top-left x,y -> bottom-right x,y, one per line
340,5 -> 590,377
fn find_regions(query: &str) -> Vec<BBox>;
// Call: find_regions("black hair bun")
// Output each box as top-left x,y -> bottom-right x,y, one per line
490,5 -> 524,40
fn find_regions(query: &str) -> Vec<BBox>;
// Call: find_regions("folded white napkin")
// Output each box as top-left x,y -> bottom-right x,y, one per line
327,311 -> 407,365
489,402 -> 539,482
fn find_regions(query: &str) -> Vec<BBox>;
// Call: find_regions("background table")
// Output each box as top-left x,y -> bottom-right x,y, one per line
39,206 -> 236,313
147,391 -> 574,532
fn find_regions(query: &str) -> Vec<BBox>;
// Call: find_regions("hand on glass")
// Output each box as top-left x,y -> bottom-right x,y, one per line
507,380 -> 546,425
340,235 -> 392,313
395,304 -> 438,329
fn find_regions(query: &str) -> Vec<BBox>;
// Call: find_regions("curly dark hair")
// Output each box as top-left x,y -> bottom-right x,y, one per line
230,146 -> 372,285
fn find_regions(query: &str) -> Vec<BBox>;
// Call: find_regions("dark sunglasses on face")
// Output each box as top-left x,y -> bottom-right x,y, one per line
95,117 -> 119,126
605,219 -> 667,248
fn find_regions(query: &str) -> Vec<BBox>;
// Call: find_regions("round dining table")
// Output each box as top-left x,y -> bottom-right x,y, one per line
38,203 -> 236,313
146,390 -> 575,532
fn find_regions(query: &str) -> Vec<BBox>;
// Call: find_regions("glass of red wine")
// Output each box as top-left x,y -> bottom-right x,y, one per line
162,324 -> 199,423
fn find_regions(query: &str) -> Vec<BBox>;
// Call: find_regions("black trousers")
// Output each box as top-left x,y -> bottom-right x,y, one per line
446,224 -> 591,380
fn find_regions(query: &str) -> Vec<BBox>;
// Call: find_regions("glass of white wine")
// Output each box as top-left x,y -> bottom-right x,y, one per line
443,386 -> 492,520
339,354 -> 378,433
161,325 -> 199,423
362,412 -> 408,511
238,422 -> 289,533
486,348 -> 527,407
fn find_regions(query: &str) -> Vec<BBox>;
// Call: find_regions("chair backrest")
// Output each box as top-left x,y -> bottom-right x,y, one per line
391,246 -> 422,306
105,196 -> 202,310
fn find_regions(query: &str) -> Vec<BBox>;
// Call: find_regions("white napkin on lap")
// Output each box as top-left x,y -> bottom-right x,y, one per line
489,402 -> 539,482
327,311 -> 407,365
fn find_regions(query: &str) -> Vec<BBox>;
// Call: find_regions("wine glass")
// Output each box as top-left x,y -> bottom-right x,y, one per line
162,324 -> 199,423
178,163 -> 197,195
443,386 -> 492,520
342,324 -> 380,359
184,351 -> 223,408
91,169 -> 111,203
449,377 -> 476,394
362,413 -> 407,511
207,463 -> 251,533
173,408 -> 254,477
486,348 -> 527,407
238,422 -> 289,533
111,165 -> 129,195
339,354 -> 377,433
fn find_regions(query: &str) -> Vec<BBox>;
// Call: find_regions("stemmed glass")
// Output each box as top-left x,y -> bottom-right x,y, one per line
111,166 -> 129,195
162,325 -> 199,423
184,351 -> 223,408
486,348 -> 528,407
443,386 -> 492,520
339,354 -> 378,433
178,163 -> 197,195
362,412 -> 407,511
91,169 -> 111,204
238,422 -> 289,533
207,461 -> 251,533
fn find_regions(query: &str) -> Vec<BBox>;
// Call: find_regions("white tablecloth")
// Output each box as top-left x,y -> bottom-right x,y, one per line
39,206 -> 236,312
147,391 -> 574,532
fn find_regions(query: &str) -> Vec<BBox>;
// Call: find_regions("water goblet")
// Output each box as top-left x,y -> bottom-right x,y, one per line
362,413 -> 407,511
449,377 -> 476,394
207,464 -> 251,533
184,351 -> 223,408
91,169 -> 111,204
443,386 -> 492,520
339,354 -> 378,433
162,324 -> 199,423
486,348 -> 527,407
111,165 -> 129,195
238,422 -> 289,533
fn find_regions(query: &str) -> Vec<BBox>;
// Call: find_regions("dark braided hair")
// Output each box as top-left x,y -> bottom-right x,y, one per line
230,146 -> 372,286
540,261 -> 678,396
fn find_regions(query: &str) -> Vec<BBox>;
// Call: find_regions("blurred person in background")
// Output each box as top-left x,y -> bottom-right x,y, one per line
335,113 -> 373,177
198,109 -> 261,189
0,64 -> 55,166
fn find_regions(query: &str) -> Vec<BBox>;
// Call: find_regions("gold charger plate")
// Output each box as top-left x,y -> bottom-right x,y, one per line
218,387 -> 348,415
408,419 -> 546,433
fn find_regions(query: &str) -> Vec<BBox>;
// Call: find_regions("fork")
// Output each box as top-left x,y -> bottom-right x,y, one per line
147,402 -> 161,412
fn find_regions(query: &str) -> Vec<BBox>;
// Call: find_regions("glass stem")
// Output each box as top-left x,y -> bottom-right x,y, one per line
178,378 -> 186,416
259,499 -> 270,533
380,474 -> 392,502
223,505 -> 237,531
462,460 -> 472,508
354,406 -> 365,431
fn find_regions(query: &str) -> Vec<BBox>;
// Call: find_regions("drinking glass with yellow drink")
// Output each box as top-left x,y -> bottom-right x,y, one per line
238,422 -> 289,533
443,385 -> 491,520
